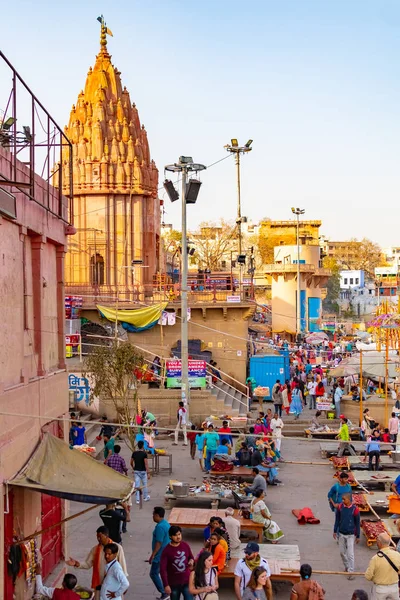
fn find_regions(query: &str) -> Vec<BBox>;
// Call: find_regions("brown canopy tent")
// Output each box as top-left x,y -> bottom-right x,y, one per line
8,433 -> 133,504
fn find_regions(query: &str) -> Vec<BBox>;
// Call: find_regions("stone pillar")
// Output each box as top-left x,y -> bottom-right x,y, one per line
56,246 -> 66,370
133,196 -> 144,299
31,235 -> 46,376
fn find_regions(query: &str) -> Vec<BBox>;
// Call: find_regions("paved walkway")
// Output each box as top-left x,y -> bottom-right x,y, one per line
66,434 -> 375,599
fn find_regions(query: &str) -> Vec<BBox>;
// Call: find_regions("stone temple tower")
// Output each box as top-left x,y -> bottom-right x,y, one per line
61,19 -> 160,301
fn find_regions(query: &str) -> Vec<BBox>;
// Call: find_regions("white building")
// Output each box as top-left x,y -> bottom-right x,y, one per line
340,269 -> 364,290
383,247 -> 400,269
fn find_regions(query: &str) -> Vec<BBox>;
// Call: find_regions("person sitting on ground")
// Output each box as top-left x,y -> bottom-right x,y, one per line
290,563 -> 325,599
246,427 -> 257,450
216,438 -> 230,455
245,467 -> 267,496
214,525 -> 231,561
35,564 -> 80,599
254,418 -> 268,436
236,442 -> 252,466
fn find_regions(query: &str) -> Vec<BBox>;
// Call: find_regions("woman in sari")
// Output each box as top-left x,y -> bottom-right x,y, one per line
290,563 -> 325,599
282,383 -> 290,415
250,490 -> 284,543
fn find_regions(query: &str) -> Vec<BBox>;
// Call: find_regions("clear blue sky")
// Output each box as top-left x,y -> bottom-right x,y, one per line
2,0 -> 400,246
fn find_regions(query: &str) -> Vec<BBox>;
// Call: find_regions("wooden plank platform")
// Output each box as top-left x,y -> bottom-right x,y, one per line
320,442 -> 393,457
164,491 -> 236,507
348,456 -> 400,470
306,429 -> 360,440
365,491 -> 390,510
168,507 -> 264,541
382,519 -> 400,539
355,472 -> 397,490
221,544 -> 300,584
209,467 -> 268,481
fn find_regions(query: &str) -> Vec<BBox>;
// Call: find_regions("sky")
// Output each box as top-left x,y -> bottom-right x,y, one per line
1,0 -> 400,246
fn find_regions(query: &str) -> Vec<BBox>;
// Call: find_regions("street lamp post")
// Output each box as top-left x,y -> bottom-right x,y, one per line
225,139 -> 253,299
164,157 -> 206,415
291,207 -> 305,339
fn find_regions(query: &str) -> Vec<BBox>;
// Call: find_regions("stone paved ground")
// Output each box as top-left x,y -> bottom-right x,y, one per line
67,435 -> 376,599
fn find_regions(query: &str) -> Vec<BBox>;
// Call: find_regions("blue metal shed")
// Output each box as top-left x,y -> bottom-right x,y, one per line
249,352 -> 290,400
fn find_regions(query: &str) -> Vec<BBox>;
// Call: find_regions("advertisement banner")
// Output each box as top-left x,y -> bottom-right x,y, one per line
166,359 -> 207,388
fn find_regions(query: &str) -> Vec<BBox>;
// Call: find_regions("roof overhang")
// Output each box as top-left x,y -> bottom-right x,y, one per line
8,433 -> 133,504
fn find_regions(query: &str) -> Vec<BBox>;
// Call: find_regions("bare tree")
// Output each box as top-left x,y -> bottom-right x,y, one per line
83,341 -> 143,452
191,220 -> 237,271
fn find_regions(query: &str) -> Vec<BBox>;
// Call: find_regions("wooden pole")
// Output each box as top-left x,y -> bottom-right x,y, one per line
359,350 -> 363,426
385,328 -> 389,426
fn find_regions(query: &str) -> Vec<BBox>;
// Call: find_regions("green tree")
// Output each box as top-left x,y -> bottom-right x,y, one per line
322,257 -> 340,314
83,341 -> 143,451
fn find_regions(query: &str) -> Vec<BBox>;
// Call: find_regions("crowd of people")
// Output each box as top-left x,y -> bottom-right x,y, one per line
38,337 -> 400,600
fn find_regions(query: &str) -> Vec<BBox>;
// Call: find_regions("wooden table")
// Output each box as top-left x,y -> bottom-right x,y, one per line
209,467 -> 268,481
168,508 -> 264,541
220,544 -> 300,584
306,429 -> 360,440
155,452 -> 173,475
355,471 -> 397,490
348,455 -> 400,470
320,441 -> 393,458
164,491 -> 235,508
382,519 -> 400,539
365,491 -> 390,510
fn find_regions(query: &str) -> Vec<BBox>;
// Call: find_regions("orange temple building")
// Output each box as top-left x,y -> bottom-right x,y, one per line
62,19 -> 160,302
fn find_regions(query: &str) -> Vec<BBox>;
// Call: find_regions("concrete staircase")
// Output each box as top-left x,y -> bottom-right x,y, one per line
211,380 -> 249,416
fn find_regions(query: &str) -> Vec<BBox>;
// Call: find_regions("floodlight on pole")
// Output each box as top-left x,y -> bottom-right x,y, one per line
225,138 -> 253,299
165,156 -> 206,418
291,207 -> 305,339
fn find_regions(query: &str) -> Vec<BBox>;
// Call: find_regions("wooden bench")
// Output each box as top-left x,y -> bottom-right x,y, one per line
320,442 -> 393,458
168,507 -> 264,541
209,466 -> 268,481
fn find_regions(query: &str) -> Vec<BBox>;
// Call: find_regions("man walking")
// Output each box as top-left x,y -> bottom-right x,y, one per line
272,380 -> 283,417
105,445 -> 128,475
149,507 -> 170,600
337,417 -> 357,457
334,493 -> 360,580
270,412 -> 284,455
173,401 -> 188,446
66,526 -> 127,600
131,440 -> 151,504
365,532 -> 400,599
307,379 -> 317,410
335,383 -> 344,419
100,543 -> 129,600
160,525 -> 194,600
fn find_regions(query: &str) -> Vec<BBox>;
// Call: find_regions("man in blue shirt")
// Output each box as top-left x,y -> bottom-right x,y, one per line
365,435 -> 381,471
149,506 -> 170,599
333,494 -> 360,579
391,474 -> 400,497
216,439 -> 229,455
327,472 -> 352,512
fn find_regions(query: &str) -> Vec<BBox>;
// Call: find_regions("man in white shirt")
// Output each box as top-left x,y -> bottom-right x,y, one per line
101,543 -> 129,600
224,507 -> 241,550
307,380 -> 317,410
270,412 -> 284,453
173,401 -> 188,446
35,564 -> 80,598
234,542 -> 272,600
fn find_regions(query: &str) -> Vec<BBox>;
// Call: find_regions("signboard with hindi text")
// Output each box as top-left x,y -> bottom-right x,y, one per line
166,360 -> 206,388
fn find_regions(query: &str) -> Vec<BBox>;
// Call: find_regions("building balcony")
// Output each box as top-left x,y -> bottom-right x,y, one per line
264,263 -> 317,274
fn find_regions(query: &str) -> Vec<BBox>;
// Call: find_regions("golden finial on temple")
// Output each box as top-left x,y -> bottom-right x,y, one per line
97,14 -> 113,48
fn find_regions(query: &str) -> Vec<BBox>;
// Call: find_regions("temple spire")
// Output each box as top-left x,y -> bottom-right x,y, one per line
97,14 -> 113,50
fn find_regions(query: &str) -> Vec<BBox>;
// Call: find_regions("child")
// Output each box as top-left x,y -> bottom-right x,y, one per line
381,428 -> 391,443
187,424 -> 197,460
195,425 -> 205,471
